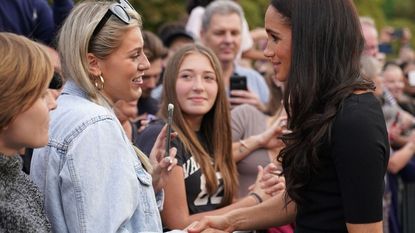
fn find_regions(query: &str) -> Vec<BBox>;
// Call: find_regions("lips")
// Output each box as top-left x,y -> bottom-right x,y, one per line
188,96 -> 207,103
132,76 -> 143,85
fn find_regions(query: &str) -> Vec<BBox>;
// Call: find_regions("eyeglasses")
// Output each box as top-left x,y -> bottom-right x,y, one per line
89,0 -> 135,49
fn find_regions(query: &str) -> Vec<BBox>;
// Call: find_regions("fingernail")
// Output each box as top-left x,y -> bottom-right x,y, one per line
164,157 -> 172,163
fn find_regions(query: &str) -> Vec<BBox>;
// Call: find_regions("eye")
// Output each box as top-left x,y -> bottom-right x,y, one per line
180,73 -> 192,80
204,74 -> 216,81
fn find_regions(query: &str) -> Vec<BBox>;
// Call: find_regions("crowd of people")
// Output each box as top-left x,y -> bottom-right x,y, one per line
1,0 -> 414,232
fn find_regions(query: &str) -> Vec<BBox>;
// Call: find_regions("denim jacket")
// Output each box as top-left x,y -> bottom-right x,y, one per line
30,80 -> 163,233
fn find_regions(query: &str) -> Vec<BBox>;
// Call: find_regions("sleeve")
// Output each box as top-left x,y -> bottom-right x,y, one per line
52,0 -> 74,29
32,0 -> 55,45
231,104 -> 249,142
332,101 -> 389,223
59,119 -> 142,232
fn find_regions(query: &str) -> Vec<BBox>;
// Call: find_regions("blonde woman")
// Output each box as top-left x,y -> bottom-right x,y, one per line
30,1 -> 176,232
0,32 -> 55,232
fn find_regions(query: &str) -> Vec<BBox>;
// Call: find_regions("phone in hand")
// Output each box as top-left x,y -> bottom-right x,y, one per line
230,75 -> 248,91
165,103 -> 174,158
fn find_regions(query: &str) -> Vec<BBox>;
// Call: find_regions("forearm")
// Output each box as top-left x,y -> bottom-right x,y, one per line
232,136 -> 262,162
228,193 -> 296,230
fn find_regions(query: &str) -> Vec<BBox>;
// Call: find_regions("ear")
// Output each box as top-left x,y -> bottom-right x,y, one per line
87,53 -> 102,76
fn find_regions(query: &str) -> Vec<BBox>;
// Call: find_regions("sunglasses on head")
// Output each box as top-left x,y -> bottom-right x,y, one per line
89,0 -> 135,49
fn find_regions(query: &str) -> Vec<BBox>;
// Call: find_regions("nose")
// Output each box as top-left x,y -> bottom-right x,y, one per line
263,40 -> 274,58
138,54 -> 150,71
192,76 -> 204,91
46,90 -> 58,110
224,31 -> 234,43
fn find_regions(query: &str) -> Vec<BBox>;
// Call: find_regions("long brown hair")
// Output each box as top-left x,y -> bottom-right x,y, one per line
159,44 -> 238,205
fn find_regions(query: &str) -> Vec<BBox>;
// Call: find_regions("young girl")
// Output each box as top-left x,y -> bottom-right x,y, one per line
137,44 -> 272,230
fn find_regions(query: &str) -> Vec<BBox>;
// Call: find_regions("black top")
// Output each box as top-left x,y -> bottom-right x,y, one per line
137,120 -> 224,214
295,93 -> 389,233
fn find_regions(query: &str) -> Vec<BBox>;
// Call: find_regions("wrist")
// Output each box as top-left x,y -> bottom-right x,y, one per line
249,192 -> 263,204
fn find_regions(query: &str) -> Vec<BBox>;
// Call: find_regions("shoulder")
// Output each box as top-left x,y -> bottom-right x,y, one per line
333,93 -> 388,148
336,93 -> 384,127
231,104 -> 263,119
49,94 -> 119,144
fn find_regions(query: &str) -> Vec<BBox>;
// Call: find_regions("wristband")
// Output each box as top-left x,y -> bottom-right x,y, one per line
249,192 -> 263,204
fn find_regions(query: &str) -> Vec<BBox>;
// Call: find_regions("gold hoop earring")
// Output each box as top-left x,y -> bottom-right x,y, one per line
94,75 -> 104,90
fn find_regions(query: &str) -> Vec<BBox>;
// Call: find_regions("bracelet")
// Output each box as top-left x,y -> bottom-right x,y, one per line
239,139 -> 249,153
249,192 -> 263,204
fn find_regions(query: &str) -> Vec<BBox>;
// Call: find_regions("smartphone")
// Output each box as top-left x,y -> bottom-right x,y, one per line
165,103 -> 174,158
230,75 -> 248,91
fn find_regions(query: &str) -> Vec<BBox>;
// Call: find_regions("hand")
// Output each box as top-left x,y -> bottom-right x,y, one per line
229,90 -> 266,112
136,113 -> 155,133
149,124 -> 178,192
186,215 -> 235,233
256,115 -> 287,149
246,166 -> 273,203
260,163 -> 285,196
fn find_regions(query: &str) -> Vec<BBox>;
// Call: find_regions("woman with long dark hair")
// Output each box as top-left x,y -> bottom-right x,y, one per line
188,0 -> 389,232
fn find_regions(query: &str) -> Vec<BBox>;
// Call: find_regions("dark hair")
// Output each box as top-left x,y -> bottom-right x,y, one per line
142,30 -> 168,62
157,22 -> 194,48
186,0 -> 214,14
272,0 -> 374,204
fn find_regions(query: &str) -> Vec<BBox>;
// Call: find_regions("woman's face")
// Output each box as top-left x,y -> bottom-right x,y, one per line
1,89 -> 55,153
383,68 -> 405,99
114,99 -> 138,122
99,27 -> 150,103
263,5 -> 292,82
175,53 -> 218,121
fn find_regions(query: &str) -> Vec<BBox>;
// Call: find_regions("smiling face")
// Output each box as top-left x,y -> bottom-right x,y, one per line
98,27 -> 150,103
201,13 -> 242,65
263,5 -> 292,82
175,52 -> 218,123
383,66 -> 405,99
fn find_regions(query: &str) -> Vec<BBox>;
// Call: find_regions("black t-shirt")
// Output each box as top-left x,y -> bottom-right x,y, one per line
294,93 -> 389,233
136,120 -> 224,214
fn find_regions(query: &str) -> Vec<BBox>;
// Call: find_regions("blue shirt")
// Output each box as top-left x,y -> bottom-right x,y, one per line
31,80 -> 163,233
0,0 -> 73,45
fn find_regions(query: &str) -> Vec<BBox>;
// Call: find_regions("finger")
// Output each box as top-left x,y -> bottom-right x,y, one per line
187,220 -> 208,233
255,165 -> 264,184
167,158 -> 178,172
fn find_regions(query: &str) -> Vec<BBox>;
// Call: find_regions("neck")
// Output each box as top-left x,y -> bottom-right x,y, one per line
0,136 -> 19,156
0,147 -> 18,157
184,115 -> 203,131
121,120 -> 133,141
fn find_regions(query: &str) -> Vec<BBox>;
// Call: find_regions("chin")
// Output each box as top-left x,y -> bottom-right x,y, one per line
29,139 -> 49,149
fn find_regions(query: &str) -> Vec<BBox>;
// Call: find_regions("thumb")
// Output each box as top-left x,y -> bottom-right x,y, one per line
255,165 -> 264,183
